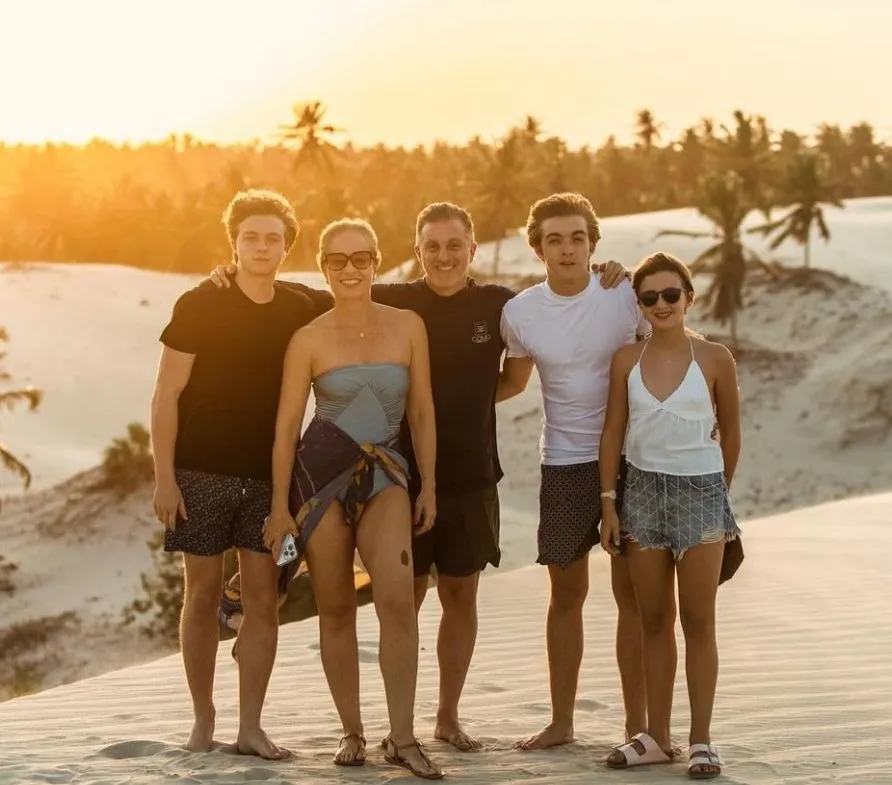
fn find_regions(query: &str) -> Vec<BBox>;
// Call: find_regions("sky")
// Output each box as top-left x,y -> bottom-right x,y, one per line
1,0 -> 890,149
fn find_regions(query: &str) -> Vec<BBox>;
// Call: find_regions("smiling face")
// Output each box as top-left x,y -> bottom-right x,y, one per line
535,214 -> 594,292
636,270 -> 693,332
321,228 -> 378,301
415,218 -> 476,295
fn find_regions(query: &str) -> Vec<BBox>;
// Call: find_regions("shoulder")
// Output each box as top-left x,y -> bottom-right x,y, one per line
171,279 -> 220,312
474,282 -> 517,311
593,276 -> 638,306
384,304 -> 425,330
694,337 -> 736,368
275,280 -> 332,309
611,341 -> 641,371
502,282 -> 544,318
372,280 -> 420,308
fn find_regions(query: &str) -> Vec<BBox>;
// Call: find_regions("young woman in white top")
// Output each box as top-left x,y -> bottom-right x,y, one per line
599,252 -> 741,780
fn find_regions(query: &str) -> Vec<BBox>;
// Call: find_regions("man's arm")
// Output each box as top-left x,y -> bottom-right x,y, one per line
497,305 -> 533,403
150,347 -> 194,527
497,357 -> 533,403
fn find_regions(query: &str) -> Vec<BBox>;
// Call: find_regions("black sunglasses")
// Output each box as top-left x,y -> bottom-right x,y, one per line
638,287 -> 683,307
323,251 -> 376,271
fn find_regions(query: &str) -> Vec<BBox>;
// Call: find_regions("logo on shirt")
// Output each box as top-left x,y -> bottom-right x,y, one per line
472,320 -> 491,344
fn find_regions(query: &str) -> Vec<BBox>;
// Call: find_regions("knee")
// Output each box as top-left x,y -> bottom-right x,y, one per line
375,589 -> 416,626
184,583 -> 223,615
437,578 -> 477,618
550,583 -> 587,614
318,599 -> 356,630
639,605 -> 675,639
241,588 -> 280,623
679,605 -> 716,642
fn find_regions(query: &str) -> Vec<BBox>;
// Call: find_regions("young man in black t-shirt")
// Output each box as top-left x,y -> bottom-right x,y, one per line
151,189 -> 326,759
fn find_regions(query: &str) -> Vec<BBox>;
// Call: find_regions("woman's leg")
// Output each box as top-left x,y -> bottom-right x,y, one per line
304,502 -> 365,763
624,543 -> 677,753
675,540 -> 725,755
356,485 -> 442,777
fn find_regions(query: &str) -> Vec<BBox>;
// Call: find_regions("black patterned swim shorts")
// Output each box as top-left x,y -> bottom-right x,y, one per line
163,469 -> 272,556
537,460 -> 627,568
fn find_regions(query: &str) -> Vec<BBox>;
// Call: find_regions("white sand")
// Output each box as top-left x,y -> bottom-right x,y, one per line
2,200 -> 892,781
1,493 -> 891,784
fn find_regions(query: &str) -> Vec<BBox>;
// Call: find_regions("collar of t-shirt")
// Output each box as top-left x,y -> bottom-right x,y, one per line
541,272 -> 595,303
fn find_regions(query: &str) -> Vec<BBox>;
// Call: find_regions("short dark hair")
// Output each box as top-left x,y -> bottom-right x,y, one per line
222,189 -> 299,255
415,202 -> 475,241
632,252 -> 696,296
526,192 -> 601,250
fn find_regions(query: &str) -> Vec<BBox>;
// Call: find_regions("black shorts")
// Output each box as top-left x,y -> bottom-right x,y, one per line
163,469 -> 272,557
413,486 -> 501,578
537,460 -> 627,568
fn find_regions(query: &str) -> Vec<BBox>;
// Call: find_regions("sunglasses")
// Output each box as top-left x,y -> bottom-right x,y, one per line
322,251 -> 376,271
638,287 -> 684,307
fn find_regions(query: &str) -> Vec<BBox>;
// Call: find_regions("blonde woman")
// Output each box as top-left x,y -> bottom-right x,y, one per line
264,219 -> 444,779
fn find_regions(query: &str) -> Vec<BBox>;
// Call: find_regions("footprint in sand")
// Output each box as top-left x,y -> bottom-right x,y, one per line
475,683 -> 509,694
574,699 -> 608,712
95,740 -> 170,759
308,640 -> 377,663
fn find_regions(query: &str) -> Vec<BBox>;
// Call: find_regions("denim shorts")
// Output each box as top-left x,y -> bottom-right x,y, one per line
620,463 -> 740,561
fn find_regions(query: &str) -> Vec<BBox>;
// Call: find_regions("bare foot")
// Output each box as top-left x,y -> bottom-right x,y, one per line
333,733 -> 366,766
434,720 -> 482,752
184,714 -> 216,752
515,723 -> 574,751
236,727 -> 292,761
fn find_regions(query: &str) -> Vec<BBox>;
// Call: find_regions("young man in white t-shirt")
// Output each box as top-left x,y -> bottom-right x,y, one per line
498,192 -> 651,752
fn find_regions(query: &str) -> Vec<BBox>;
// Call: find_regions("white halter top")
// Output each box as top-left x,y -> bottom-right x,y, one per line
625,338 -> 724,476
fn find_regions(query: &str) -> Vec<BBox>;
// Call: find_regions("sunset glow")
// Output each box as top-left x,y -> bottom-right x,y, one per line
2,0 -> 890,148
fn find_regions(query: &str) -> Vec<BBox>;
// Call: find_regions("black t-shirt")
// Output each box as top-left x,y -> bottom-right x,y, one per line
160,279 -> 329,479
372,278 -> 515,495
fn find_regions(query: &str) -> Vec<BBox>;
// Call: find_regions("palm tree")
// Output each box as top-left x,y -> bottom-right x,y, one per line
718,110 -> 774,215
635,109 -> 663,153
655,172 -> 771,347
276,101 -> 343,176
475,132 -> 528,276
751,152 -> 843,267
0,327 -> 42,489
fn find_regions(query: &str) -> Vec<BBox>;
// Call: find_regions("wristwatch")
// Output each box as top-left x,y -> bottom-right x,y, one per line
600,490 -> 617,500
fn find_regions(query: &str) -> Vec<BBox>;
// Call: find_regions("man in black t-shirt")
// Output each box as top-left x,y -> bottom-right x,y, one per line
151,189 -> 326,760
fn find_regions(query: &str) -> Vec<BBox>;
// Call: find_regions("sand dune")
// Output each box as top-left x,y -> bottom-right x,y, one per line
2,241 -> 892,698
1,493 -> 891,784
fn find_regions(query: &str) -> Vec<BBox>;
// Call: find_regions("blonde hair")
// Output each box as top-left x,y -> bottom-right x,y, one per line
316,218 -> 381,269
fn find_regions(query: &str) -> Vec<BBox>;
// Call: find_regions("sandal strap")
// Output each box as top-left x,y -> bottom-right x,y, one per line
339,733 -> 366,744
689,743 -> 722,765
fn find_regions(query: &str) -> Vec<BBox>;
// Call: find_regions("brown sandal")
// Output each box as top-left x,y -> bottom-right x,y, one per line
333,733 -> 366,766
382,736 -> 445,779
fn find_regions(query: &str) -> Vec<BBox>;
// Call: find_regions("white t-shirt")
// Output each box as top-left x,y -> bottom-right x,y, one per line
501,273 -> 649,466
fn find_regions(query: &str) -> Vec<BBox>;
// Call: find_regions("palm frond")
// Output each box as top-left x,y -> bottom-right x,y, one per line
815,210 -> 831,242
653,229 -> 716,241
0,443 -> 32,489
688,243 -> 723,274
0,387 -> 42,412
747,213 -> 790,237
